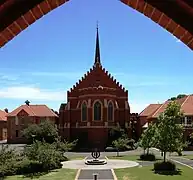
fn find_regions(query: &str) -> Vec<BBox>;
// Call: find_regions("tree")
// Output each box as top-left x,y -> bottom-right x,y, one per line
23,120 -> 59,144
112,138 -> 129,156
169,94 -> 186,101
154,101 -> 184,162
139,123 -> 156,154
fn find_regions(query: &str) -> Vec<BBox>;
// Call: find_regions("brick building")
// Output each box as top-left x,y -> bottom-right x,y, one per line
59,28 -> 135,150
140,95 -> 193,143
0,109 -> 8,141
7,101 -> 58,143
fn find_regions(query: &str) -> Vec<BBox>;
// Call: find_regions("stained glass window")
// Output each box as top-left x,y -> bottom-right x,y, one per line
108,102 -> 113,121
81,102 -> 87,121
94,101 -> 101,121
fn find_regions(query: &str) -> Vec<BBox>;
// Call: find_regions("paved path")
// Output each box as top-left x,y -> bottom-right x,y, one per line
170,156 -> 193,168
62,159 -> 139,170
78,169 -> 114,180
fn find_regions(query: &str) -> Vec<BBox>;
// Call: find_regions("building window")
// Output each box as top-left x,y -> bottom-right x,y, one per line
108,102 -> 114,121
94,101 -> 102,121
180,117 -> 185,124
16,130 -> 19,137
81,102 -> 87,121
15,116 -> 18,125
21,117 -> 25,125
187,116 -> 192,124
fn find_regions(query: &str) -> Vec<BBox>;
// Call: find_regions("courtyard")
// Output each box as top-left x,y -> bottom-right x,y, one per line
2,145 -> 193,180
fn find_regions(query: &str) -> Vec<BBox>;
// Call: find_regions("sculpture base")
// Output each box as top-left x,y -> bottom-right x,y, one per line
85,159 -> 107,165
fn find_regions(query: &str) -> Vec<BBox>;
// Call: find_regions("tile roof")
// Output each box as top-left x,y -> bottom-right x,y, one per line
141,95 -> 193,119
151,96 -> 188,118
7,105 -> 58,117
0,110 -> 7,121
139,104 -> 162,117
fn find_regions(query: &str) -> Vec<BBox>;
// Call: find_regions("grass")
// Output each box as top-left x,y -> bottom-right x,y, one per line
108,155 -> 193,180
115,165 -> 193,180
5,169 -> 77,180
182,155 -> 193,160
5,156 -> 84,180
108,155 -> 161,161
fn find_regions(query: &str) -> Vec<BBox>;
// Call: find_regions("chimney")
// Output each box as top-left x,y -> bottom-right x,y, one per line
25,100 -> 30,106
4,108 -> 8,113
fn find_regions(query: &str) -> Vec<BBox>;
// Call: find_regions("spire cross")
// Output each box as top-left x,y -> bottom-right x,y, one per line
96,21 -> 99,30
94,22 -> 101,66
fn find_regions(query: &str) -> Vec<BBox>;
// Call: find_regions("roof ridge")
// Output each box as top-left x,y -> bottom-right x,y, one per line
139,104 -> 161,116
69,66 -> 95,93
151,101 -> 166,117
101,67 -> 126,92
44,105 -> 58,117
181,95 -> 190,108
27,105 -> 36,116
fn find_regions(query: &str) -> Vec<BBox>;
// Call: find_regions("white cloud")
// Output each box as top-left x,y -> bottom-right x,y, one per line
0,86 -> 66,101
0,74 -> 18,81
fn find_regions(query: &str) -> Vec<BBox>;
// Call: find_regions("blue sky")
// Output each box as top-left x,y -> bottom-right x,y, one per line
0,0 -> 192,113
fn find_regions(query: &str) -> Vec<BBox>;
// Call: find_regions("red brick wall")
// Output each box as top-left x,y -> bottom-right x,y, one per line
0,121 -> 7,140
7,116 -> 58,143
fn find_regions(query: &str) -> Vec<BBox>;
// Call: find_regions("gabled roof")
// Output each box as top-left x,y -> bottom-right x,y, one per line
7,105 -> 58,117
143,95 -> 193,118
139,104 -> 162,117
68,64 -> 127,94
151,96 -> 188,118
68,27 -> 127,95
0,110 -> 7,121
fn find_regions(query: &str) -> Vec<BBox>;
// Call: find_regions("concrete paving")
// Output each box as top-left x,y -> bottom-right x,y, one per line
78,169 -> 114,180
170,156 -> 193,168
62,159 -> 139,170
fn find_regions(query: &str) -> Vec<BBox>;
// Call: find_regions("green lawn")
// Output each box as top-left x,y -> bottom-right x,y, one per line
115,165 -> 193,180
5,156 -> 84,180
108,155 -> 193,180
5,169 -> 77,180
108,155 -> 161,161
182,155 -> 193,160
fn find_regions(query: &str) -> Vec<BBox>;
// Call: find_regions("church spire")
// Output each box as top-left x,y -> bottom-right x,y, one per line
94,22 -> 101,66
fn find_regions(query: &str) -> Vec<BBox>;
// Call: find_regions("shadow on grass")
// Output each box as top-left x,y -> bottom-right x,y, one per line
153,169 -> 182,176
22,171 -> 51,179
137,158 -> 162,162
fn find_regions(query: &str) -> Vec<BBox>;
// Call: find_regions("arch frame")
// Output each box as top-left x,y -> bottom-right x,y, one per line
81,100 -> 88,122
0,0 -> 193,50
107,100 -> 114,122
92,99 -> 103,122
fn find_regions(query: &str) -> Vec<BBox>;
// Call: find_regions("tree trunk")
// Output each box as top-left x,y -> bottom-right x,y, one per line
163,151 -> 166,162
147,148 -> 149,155
117,149 -> 119,157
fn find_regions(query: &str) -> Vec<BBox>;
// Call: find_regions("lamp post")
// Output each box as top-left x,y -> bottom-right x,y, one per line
93,173 -> 99,180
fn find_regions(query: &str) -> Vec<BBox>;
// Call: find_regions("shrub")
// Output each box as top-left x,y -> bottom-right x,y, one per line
0,145 -> 16,165
24,141 -> 63,171
0,161 -> 18,177
140,153 -> 156,161
16,159 -> 44,175
127,139 -> 135,149
154,161 -> 176,172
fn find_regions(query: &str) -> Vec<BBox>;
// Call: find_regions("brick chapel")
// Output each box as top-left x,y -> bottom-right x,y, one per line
59,27 -> 137,150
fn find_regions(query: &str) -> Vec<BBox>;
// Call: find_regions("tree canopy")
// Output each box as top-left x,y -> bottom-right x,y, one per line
154,101 -> 184,162
23,120 -> 59,144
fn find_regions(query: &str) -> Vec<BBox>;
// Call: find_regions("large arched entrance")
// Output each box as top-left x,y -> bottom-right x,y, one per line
0,0 -> 193,50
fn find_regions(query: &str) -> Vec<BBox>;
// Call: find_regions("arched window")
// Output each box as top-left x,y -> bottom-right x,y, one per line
108,102 -> 113,121
81,102 -> 87,121
94,101 -> 102,121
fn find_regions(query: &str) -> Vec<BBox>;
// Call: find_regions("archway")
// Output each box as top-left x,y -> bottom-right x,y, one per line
0,0 -> 193,50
